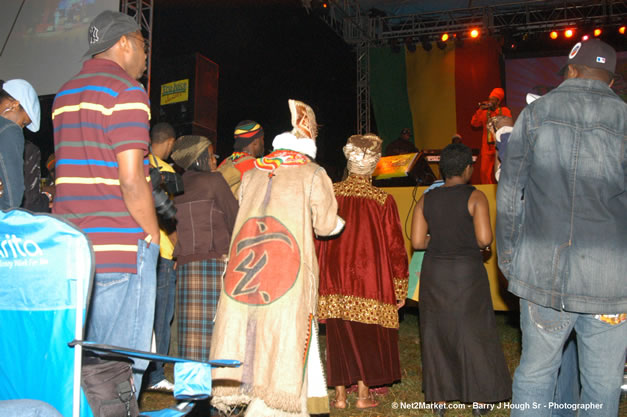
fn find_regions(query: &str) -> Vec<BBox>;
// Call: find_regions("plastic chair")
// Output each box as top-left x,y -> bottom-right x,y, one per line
0,209 -> 94,417
0,208 -> 241,417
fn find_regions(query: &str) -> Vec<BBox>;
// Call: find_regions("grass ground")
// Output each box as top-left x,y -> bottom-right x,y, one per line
139,304 -> 627,416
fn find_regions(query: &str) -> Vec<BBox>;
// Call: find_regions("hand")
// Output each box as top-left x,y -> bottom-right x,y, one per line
0,178 -> 3,197
396,299 -> 406,310
491,115 -> 514,130
478,101 -> 493,110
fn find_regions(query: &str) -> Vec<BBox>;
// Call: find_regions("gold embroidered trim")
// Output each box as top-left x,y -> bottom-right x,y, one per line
395,277 -> 408,301
317,294 -> 399,329
333,175 -> 387,206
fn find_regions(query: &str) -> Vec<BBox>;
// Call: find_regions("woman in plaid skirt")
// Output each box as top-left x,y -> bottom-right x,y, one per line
170,135 -> 238,361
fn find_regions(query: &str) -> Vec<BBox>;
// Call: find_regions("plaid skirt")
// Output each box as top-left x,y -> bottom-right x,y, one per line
176,258 -> 226,361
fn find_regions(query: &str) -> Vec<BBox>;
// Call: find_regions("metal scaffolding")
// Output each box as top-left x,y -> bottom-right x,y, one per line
310,0 -> 627,133
120,0 -> 154,94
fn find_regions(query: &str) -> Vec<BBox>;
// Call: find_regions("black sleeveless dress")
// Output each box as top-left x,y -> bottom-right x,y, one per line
419,184 -> 511,402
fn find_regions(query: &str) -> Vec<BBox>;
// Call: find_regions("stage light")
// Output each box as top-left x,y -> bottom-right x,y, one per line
619,26 -> 626,35
454,33 -> 464,48
421,36 -> 432,51
441,33 -> 449,42
405,37 -> 416,53
550,31 -> 559,39
390,38 -> 401,53
469,28 -> 480,39
593,28 -> 602,37
564,28 -> 575,38
582,34 -> 590,41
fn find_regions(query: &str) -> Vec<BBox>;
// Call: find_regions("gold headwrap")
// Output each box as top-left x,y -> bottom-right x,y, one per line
343,133 -> 382,176
289,99 -> 318,139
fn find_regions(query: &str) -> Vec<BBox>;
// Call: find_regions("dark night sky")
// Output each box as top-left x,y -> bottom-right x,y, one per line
151,1 -> 357,180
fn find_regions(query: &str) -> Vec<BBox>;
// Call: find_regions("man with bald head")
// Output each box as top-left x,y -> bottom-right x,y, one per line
52,10 -> 159,407
471,87 -> 512,184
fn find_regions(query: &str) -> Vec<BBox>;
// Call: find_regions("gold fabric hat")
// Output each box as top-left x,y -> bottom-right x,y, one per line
343,133 -> 382,176
171,135 -> 210,169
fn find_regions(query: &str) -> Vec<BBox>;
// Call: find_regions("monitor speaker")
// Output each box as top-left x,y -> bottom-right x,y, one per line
150,53 -> 219,144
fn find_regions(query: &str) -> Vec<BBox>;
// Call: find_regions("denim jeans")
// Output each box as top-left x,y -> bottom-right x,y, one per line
512,299 -> 627,417
145,256 -> 176,387
85,240 -> 159,391
551,334 -> 579,417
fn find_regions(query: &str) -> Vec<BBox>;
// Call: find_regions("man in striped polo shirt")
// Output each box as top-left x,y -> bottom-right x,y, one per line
52,10 -> 160,394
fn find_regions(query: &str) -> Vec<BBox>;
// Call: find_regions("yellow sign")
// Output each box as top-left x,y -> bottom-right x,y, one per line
160,79 -> 189,105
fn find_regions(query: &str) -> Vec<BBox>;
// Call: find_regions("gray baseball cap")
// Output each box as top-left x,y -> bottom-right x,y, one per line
558,39 -> 617,77
84,10 -> 140,57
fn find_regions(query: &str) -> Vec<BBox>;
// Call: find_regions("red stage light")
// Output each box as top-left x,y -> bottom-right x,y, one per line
550,31 -> 558,39
470,28 -> 480,38
441,33 -> 449,42
582,34 -> 590,41
619,26 -> 626,35
593,28 -> 602,37
564,29 -> 575,38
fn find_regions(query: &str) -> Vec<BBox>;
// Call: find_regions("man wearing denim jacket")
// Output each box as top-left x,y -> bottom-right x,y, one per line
496,39 -> 626,417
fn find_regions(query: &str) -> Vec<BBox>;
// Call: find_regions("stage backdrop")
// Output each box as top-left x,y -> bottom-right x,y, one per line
371,40 -> 626,184
371,37 -> 503,184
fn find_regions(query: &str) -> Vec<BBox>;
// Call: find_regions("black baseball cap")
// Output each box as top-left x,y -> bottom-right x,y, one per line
84,11 -> 140,57
558,39 -> 617,77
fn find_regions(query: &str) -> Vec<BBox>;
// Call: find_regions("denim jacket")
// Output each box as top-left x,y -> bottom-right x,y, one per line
0,116 -> 25,210
496,78 -> 626,314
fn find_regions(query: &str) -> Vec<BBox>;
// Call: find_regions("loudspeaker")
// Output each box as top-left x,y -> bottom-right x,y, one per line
150,53 -> 219,144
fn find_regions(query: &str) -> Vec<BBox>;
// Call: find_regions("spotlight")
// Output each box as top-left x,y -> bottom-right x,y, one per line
550,31 -> 559,39
441,33 -> 449,42
564,28 -> 575,38
619,26 -> 626,35
421,37 -> 432,51
436,40 -> 447,50
390,38 -> 401,53
454,33 -> 464,48
469,28 -> 480,39
593,28 -> 602,37
582,34 -> 590,41
405,37 -> 416,52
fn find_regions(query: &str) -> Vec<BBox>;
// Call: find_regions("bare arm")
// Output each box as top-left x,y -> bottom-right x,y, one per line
117,149 -> 160,245
469,189 -> 492,248
410,195 -> 430,250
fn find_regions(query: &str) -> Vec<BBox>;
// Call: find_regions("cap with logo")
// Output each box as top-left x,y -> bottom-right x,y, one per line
85,10 -> 141,57
559,39 -> 617,77
2,79 -> 40,132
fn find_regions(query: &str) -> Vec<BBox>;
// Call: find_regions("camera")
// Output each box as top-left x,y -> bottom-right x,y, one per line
149,166 -> 183,222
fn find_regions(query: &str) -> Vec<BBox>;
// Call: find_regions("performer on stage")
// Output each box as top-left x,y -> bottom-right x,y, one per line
471,88 -> 511,184
316,133 -> 408,410
210,100 -> 344,417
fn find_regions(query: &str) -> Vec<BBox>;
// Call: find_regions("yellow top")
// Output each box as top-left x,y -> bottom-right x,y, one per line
149,154 -> 175,260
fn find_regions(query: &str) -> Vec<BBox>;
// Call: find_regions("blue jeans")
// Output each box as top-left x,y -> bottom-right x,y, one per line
552,334 -> 579,417
85,240 -> 159,391
512,299 -> 627,417
145,256 -> 177,387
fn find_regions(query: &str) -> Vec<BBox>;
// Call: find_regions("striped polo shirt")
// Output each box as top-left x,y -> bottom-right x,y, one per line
52,58 -> 151,274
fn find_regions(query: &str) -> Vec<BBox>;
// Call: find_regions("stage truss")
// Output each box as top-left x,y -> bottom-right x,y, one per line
305,0 -> 627,133
120,0 -> 154,94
